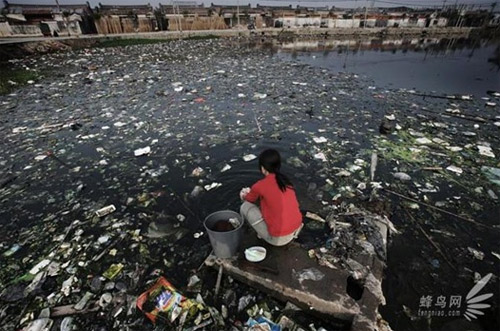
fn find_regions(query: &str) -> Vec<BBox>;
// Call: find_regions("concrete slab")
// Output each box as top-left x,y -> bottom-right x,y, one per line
206,226 -> 386,331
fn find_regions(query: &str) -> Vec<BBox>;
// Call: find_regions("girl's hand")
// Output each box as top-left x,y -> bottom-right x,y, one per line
240,187 -> 250,201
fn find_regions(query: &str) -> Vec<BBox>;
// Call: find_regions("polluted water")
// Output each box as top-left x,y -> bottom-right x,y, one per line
0,36 -> 499,330
212,218 -> 240,232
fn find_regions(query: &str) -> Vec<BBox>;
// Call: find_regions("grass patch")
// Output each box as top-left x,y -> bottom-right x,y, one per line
0,67 -> 39,95
184,34 -> 219,41
97,38 -> 171,48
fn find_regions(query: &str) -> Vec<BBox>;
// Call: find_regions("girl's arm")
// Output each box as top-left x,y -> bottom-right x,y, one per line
244,184 -> 260,203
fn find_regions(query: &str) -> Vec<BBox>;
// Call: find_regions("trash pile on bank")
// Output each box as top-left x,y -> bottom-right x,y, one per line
0,37 -> 498,329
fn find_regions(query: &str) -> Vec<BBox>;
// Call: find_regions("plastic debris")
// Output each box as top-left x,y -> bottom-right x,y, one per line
221,163 -> 232,172
95,204 -> 116,217
98,293 -> 113,308
393,172 -> 411,181
3,244 -> 21,257
415,137 -> 432,145
29,259 -> 50,275
487,189 -> 498,200
313,136 -> 327,143
61,276 -> 75,296
74,291 -> 94,310
60,317 -> 74,331
204,182 -> 222,191
103,263 -> 124,280
191,166 -> 205,177
137,277 -> 211,327
243,154 -> 257,162
188,275 -> 201,288
468,247 -> 485,260
481,167 -> 500,186
446,165 -> 463,174
293,268 -> 325,285
134,146 -> 151,157
305,212 -> 325,223
24,317 -> 53,331
246,315 -> 282,331
336,170 -> 351,177
238,295 -> 255,312
253,93 -> 267,99
314,152 -> 327,162
477,145 -> 495,158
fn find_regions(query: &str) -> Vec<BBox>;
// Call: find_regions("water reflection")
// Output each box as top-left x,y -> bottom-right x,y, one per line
251,36 -> 500,95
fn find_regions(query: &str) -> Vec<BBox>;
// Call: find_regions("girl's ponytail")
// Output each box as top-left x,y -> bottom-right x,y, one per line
258,149 -> 294,192
275,169 -> 293,192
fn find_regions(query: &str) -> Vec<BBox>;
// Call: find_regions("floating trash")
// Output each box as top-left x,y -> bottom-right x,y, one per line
95,204 -> 116,217
313,136 -> 327,143
204,182 -> 222,191
393,172 -> 411,181
477,145 -> 495,158
103,263 -> 124,280
134,146 -> 151,157
446,165 -> 463,174
243,154 -> 257,162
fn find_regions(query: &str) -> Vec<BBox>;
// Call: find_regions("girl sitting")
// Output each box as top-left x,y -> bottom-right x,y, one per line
240,149 -> 303,246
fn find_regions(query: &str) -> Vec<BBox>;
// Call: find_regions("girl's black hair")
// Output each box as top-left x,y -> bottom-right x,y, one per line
258,149 -> 293,192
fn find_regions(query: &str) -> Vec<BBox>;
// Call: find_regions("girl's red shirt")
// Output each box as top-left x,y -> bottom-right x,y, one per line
245,173 -> 303,236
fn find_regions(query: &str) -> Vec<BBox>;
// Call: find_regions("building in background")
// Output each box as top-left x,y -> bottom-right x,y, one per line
211,3 -> 264,28
1,0 -> 96,37
159,2 -> 226,31
0,2 -> 495,37
93,3 -> 156,34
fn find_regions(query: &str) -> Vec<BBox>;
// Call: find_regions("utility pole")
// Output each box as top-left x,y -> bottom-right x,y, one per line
172,0 -> 182,33
453,0 -> 460,27
54,0 -> 70,36
363,0 -> 374,29
177,3 -> 182,32
363,4 -> 368,28
237,0 -> 240,27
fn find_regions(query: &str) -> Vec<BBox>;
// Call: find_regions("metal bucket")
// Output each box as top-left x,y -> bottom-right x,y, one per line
203,210 -> 244,259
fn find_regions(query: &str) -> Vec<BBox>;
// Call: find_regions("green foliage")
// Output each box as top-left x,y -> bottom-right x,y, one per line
0,68 -> 39,95
376,131 -> 429,164
184,34 -> 219,40
97,38 -> 171,48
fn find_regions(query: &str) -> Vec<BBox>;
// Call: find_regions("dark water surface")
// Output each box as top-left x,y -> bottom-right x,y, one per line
275,37 -> 500,96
